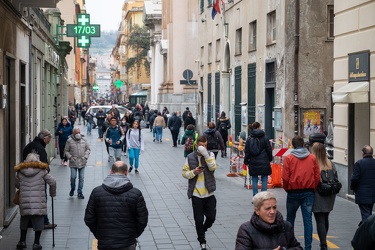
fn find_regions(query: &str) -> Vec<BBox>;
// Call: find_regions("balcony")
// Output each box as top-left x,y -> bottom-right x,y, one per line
10,0 -> 61,10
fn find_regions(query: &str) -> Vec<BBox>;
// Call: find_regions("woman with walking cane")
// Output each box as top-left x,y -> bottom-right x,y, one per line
14,152 -> 56,250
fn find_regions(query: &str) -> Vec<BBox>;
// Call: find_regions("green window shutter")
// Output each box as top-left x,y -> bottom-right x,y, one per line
208,0 -> 213,6
200,0 -> 204,14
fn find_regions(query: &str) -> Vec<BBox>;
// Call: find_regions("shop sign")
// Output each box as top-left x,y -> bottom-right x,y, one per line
348,51 -> 370,82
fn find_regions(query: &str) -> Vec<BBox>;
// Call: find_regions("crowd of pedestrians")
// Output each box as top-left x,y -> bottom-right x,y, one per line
12,102 -> 375,250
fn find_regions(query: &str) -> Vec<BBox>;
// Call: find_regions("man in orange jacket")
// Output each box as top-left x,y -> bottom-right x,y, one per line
282,135 -> 320,250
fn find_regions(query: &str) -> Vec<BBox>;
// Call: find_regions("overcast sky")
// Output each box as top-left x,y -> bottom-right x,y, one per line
85,0 -> 124,31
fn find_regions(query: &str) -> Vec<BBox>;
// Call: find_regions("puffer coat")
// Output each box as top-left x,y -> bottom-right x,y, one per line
235,211 -> 302,250
64,135 -> 91,168
84,174 -> 148,249
55,122 -> 73,145
15,161 -> 56,216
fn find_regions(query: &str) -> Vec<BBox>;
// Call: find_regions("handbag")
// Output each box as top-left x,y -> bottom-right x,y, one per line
13,189 -> 20,205
317,169 -> 342,196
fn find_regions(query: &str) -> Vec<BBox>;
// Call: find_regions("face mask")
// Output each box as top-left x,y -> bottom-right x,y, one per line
74,134 -> 82,140
121,121 -> 126,125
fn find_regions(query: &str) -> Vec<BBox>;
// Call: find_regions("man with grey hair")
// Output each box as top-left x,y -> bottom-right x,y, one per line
65,128 -> 90,199
84,161 -> 148,250
351,145 -> 375,225
22,129 -> 56,229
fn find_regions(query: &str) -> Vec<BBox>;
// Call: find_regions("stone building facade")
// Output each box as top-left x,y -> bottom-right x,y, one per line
331,0 -> 375,195
198,0 -> 334,141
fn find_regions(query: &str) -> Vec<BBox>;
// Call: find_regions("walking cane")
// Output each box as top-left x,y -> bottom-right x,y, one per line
52,197 -> 55,247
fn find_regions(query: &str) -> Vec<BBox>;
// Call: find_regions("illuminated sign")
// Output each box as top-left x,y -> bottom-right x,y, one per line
66,14 -> 101,48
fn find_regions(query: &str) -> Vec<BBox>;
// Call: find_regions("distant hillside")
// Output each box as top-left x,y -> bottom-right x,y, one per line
90,30 -> 118,69
91,30 -> 117,53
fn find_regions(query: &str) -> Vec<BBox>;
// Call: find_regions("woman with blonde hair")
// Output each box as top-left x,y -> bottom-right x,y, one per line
235,191 -> 302,249
311,142 -> 338,250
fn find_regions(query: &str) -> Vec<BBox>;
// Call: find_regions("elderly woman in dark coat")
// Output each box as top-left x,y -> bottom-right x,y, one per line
235,191 -> 302,250
14,152 -> 56,250
311,143 -> 338,250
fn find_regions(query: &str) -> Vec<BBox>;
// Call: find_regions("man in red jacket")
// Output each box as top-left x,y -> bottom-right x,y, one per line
282,135 -> 320,250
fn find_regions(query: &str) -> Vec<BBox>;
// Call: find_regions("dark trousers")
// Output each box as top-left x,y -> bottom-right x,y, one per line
359,203 -> 374,224
171,130 -> 179,146
105,141 -> 109,154
58,144 -> 67,161
314,212 -> 330,246
192,195 -> 217,244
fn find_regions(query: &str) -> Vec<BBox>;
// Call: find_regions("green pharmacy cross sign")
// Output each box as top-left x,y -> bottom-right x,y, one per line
66,14 -> 100,48
114,79 -> 124,89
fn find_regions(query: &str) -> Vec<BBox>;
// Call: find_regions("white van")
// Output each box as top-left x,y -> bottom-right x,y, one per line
86,105 -> 130,121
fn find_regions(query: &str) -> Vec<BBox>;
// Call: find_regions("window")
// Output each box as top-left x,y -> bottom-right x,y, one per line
207,0 -> 212,7
267,11 -> 276,44
249,20 -> 257,51
327,5 -> 334,39
215,39 -> 220,61
200,46 -> 204,64
200,0 -> 204,14
235,28 -> 242,55
208,43 -> 212,63
265,61 -> 275,83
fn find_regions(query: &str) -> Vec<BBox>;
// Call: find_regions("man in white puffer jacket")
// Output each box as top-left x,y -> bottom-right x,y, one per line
65,128 -> 91,199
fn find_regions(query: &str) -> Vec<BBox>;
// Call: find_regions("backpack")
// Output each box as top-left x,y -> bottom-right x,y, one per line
317,168 -> 342,196
220,121 -> 227,130
248,137 -> 262,156
184,132 -> 197,153
207,132 -> 219,150
140,120 -> 146,128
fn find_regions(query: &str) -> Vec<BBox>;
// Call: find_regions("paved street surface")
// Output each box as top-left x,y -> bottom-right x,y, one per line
0,123 -> 361,249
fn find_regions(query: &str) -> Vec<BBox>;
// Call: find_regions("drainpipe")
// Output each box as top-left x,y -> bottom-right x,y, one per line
28,21 -> 33,141
293,0 -> 300,135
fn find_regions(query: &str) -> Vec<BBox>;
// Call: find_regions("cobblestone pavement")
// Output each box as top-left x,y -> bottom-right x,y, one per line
0,123 -> 360,249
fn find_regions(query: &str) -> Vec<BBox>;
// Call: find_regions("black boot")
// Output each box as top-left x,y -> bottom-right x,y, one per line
320,243 -> 327,250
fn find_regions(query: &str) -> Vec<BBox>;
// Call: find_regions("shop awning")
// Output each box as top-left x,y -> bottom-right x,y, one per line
332,81 -> 369,103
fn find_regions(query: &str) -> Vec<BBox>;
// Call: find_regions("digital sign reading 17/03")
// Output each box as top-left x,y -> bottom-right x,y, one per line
67,25 -> 100,36
66,14 -> 101,48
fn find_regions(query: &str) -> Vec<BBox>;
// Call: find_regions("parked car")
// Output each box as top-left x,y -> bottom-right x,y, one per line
86,105 -> 130,127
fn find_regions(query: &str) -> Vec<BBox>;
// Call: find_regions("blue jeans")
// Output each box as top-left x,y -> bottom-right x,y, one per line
98,125 -> 103,138
87,122 -> 92,134
252,175 -> 268,196
128,148 -> 141,169
286,191 -> 314,250
70,167 -> 85,194
152,128 -> 157,139
155,126 -> 163,141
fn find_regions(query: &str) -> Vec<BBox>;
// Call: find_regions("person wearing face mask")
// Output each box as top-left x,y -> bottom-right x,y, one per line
235,191 -> 302,250
64,128 -> 91,199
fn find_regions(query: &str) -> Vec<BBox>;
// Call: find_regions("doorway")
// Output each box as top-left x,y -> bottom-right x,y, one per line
265,87 -> 275,140
347,102 -> 370,193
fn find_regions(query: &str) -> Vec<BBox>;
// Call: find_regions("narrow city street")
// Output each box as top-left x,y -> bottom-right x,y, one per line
0,123 -> 361,249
